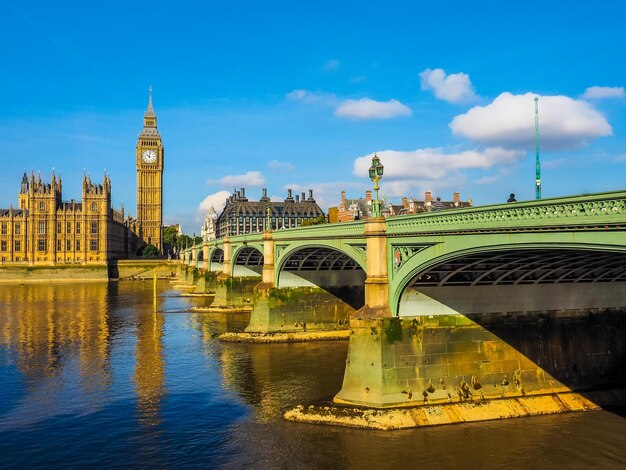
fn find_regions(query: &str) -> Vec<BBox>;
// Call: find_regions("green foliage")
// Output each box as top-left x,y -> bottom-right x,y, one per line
163,225 -> 179,245
301,215 -> 327,226
141,244 -> 160,259
176,234 -> 193,249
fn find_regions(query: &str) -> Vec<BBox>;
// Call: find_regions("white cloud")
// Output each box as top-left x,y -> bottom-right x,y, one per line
582,86 -> 625,100
542,158 -> 567,169
287,90 -> 411,120
615,154 -> 626,163
353,147 -> 523,182
450,92 -> 612,150
419,68 -> 478,104
323,59 -> 340,72
267,160 -> 295,171
208,171 -> 265,187
334,98 -> 412,120
474,175 -> 499,185
197,190 -> 231,218
287,89 -> 337,106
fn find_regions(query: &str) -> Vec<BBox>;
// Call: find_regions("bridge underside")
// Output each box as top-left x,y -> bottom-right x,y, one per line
409,248 -> 626,287
234,247 -> 263,276
210,249 -> 224,272
400,249 -> 626,316
279,247 -> 365,309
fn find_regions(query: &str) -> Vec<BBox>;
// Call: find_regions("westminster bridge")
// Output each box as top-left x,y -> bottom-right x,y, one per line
180,190 -> 626,410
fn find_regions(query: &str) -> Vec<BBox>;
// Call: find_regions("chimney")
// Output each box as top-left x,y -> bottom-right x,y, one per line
402,197 -> 408,209
285,189 -> 294,202
261,188 -> 269,201
301,192 -> 306,201
453,192 -> 460,205
296,194 -> 300,203
240,187 -> 245,197
365,190 -> 372,203
341,191 -> 346,204
425,191 -> 433,204
308,189 -> 313,200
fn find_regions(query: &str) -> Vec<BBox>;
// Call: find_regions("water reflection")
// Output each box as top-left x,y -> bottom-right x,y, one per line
134,309 -> 165,426
0,282 -> 625,469
0,283 -> 113,387
0,283 -> 114,427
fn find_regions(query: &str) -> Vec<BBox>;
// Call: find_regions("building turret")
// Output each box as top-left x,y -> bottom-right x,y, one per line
20,172 -> 28,194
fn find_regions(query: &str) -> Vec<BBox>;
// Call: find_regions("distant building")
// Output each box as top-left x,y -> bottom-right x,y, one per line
330,190 -> 472,222
215,188 -> 324,238
0,171 -> 139,264
200,206 -> 218,242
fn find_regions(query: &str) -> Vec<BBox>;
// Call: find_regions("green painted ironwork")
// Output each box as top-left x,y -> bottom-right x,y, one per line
182,189 -> 626,312
369,154 -> 384,218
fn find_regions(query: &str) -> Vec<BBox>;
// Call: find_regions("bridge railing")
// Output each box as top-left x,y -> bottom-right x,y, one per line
386,190 -> 626,235
273,220 -> 364,241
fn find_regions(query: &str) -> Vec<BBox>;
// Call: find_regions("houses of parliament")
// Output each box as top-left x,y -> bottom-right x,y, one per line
0,91 -> 164,264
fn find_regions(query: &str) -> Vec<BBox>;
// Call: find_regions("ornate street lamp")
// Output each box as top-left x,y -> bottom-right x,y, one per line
368,154 -> 384,218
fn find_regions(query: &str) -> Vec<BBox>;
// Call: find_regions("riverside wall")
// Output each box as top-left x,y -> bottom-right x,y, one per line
0,260 -> 175,283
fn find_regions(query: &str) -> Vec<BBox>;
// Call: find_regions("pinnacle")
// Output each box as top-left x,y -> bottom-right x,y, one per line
144,86 -> 156,118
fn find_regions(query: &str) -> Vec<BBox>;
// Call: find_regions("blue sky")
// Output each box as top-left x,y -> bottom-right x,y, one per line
1,1 -> 625,232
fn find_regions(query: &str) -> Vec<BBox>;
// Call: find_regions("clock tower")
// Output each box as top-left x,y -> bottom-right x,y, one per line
136,87 -> 164,251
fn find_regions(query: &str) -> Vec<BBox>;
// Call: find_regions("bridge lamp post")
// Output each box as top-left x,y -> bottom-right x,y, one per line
369,154 -> 384,218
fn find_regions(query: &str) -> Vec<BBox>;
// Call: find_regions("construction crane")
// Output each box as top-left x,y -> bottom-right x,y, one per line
535,96 -> 541,199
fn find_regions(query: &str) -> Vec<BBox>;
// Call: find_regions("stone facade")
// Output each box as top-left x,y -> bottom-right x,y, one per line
0,91 -> 166,265
135,88 -> 164,251
0,172 -> 138,265
201,206 -> 218,242
215,188 -> 324,238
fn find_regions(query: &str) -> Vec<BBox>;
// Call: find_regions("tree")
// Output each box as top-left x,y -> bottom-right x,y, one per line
163,225 -> 179,246
301,215 -> 327,226
176,234 -> 193,251
141,244 -> 160,259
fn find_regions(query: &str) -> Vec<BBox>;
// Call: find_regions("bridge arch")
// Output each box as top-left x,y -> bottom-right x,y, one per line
392,242 -> 626,317
232,245 -> 264,277
209,247 -> 224,272
276,244 -> 366,309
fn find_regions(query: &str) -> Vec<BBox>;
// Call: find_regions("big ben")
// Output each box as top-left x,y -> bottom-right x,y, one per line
136,87 -> 164,251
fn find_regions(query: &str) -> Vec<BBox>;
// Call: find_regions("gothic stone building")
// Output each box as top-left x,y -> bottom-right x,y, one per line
0,172 -> 138,264
0,91 -> 165,264
214,188 -> 324,239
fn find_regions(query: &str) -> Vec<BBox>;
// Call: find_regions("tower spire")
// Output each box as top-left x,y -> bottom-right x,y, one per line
534,96 -> 541,200
145,86 -> 156,118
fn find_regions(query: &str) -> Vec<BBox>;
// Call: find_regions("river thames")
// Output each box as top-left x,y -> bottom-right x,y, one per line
1,281 -> 625,469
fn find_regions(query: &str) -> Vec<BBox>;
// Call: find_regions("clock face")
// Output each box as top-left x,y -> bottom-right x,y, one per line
142,149 -> 157,163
